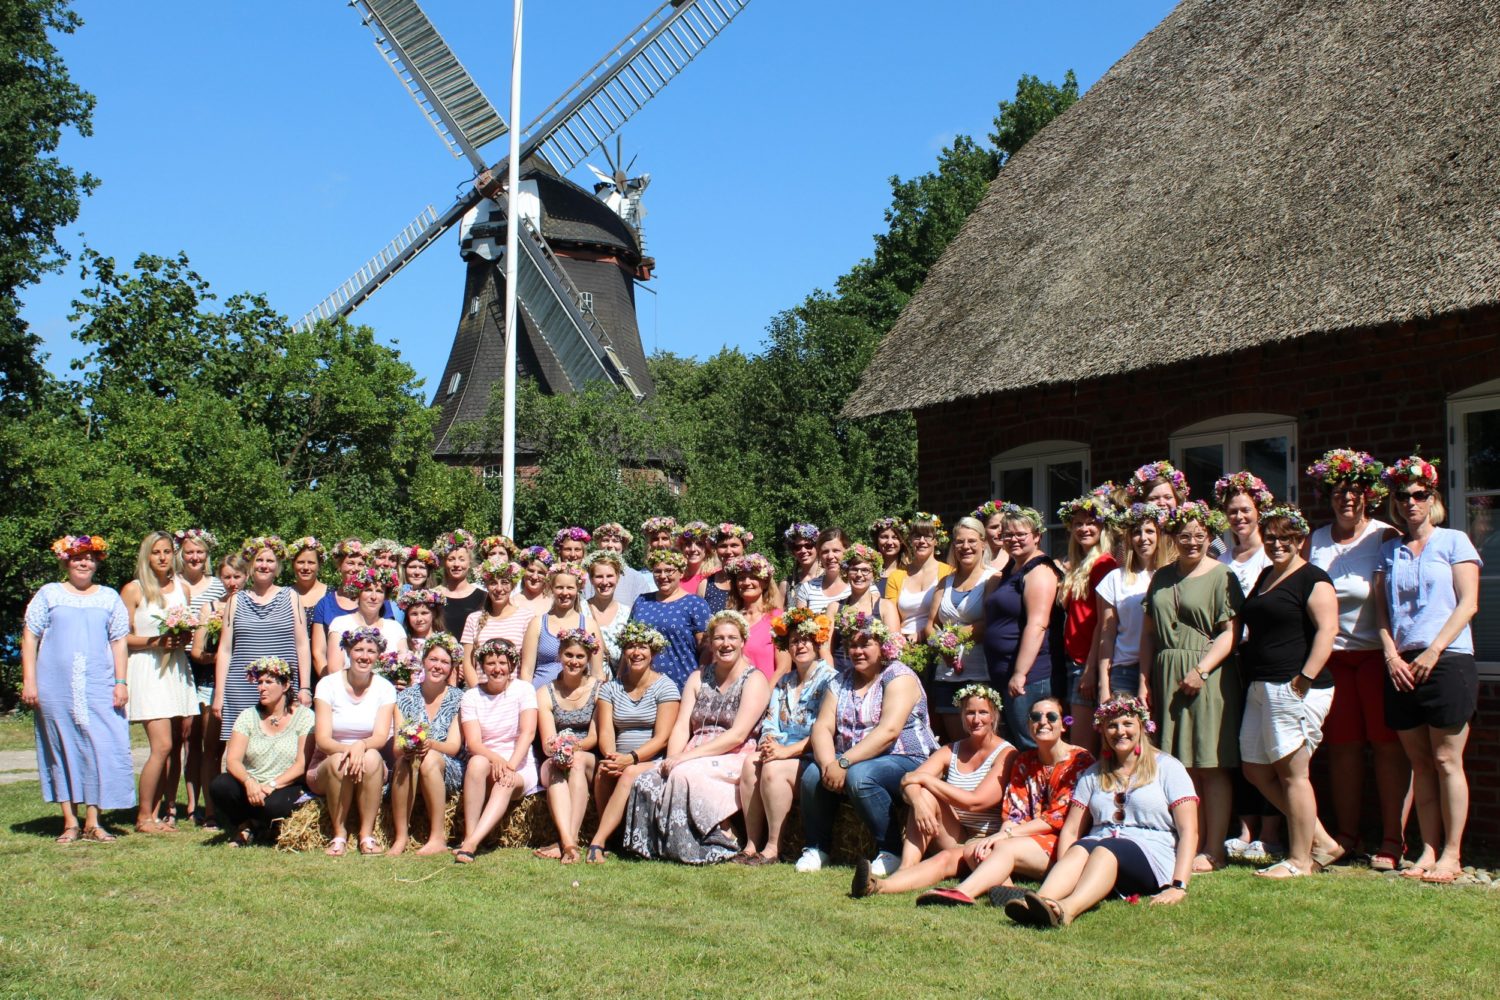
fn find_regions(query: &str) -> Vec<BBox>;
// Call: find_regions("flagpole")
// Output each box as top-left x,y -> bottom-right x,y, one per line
501,0 -> 523,537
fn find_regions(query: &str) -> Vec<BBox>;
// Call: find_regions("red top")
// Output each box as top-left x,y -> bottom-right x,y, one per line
1062,553 -> 1118,663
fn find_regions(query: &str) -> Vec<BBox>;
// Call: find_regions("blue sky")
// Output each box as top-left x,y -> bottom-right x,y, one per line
23,0 -> 1178,396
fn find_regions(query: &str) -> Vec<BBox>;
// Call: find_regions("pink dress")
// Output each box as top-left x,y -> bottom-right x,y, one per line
743,610 -> 780,679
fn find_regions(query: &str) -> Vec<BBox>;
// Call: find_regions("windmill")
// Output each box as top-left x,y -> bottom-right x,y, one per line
294,0 -> 754,461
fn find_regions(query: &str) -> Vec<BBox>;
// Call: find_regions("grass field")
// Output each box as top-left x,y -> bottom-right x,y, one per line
1,777 -> 1496,999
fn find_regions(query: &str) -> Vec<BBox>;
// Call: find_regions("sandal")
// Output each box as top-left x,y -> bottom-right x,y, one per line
1037,894 -> 1069,927
1399,865 -> 1430,880
1369,841 -> 1404,873
560,845 -> 581,865
55,827 -> 83,845
1421,867 -> 1461,885
1311,844 -> 1346,872
1255,860 -> 1307,879
915,888 -> 975,907
81,826 -> 116,843
453,849 -> 476,865
748,853 -> 779,867
988,885 -> 1028,908
1191,853 -> 1226,874
727,850 -> 756,865
586,844 -> 608,864
324,836 -> 348,857
358,836 -> 381,856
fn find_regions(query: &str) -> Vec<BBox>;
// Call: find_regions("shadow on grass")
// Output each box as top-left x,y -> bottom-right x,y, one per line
9,806 -> 138,838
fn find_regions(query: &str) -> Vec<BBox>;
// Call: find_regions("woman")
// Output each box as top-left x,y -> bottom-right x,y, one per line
798,617 -> 939,876
478,535 -> 519,563
1096,504 -> 1168,705
1140,501 -> 1243,872
209,655 -> 315,846
388,633 -> 466,855
887,697 -> 1093,906
627,549 -> 711,690
701,523 -> 754,613
1374,455 -> 1482,884
1004,697 -> 1196,927
827,543 -> 901,673
121,531 -> 198,833
176,528 -> 224,611
402,545 -> 439,591
307,626 -> 398,856
641,516 -> 678,553
1056,496 -> 1118,750
367,538 -> 403,575
795,528 -> 852,613
455,638 -> 541,863
622,611 -> 770,863
310,538 -> 367,678
435,529 -> 486,630
188,552 -> 248,828
780,523 -> 822,610
921,518 -> 995,741
535,630 -> 602,864
980,506 -> 1063,750
22,534 -> 134,842
675,522 -> 712,595
214,537 -> 312,752
736,610 -> 836,865
592,522 -> 654,609
514,545 -> 555,617
870,516 -> 906,593
459,558 -> 539,689
972,501 -> 1014,574
398,587 -> 447,660
1238,506 -> 1343,877
726,553 -> 782,679
586,621 -> 682,862
585,550 -> 631,674
554,526 -> 591,564
1123,459 -> 1188,512
1305,449 -> 1408,869
887,515 -> 953,640
526,561 -> 598,688
287,536 -> 328,653
327,568 -> 408,674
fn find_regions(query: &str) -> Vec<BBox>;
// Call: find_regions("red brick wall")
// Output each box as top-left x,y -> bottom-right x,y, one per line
911,306 -> 1500,848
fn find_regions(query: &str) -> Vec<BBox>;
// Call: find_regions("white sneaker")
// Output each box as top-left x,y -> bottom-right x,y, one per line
1224,837 -> 1251,860
795,848 -> 830,873
869,851 -> 901,878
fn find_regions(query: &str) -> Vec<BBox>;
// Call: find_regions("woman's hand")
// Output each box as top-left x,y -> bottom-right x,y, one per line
1150,886 -> 1186,906
245,780 -> 267,807
543,737 -> 557,755
21,678 -> 39,709
659,755 -> 681,776
1411,650 -> 1440,685
489,753 -> 516,785
821,760 -> 847,794
1008,671 -> 1027,699
910,795 -> 941,838
161,632 -> 189,651
211,695 -> 224,723
1178,668 -> 1205,697
112,682 -> 129,710
598,752 -> 629,775
1077,671 -> 1097,702
297,689 -> 312,707
1290,675 -> 1310,700
1386,654 -> 1416,692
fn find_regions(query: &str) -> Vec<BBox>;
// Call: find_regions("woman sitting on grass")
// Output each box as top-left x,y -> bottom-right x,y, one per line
454,639 -> 540,863
535,630 -> 602,864
387,634 -> 466,856
306,626 -> 397,857
209,655 -> 314,846
1005,696 -> 1197,927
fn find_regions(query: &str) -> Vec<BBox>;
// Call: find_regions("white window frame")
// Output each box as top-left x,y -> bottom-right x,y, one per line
481,464 -> 503,482
1170,413 -> 1298,504
1449,379 -> 1500,676
447,372 -> 462,396
990,440 -> 1090,557
579,291 -> 594,313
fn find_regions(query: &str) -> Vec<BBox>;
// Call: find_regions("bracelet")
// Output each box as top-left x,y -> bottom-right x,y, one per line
629,751 -> 639,765
113,679 -> 128,686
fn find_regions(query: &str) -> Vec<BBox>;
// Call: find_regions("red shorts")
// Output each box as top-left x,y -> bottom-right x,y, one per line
1322,649 -> 1397,745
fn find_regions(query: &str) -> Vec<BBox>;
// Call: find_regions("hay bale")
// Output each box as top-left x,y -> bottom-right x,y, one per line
276,790 -> 594,853
776,799 -> 882,864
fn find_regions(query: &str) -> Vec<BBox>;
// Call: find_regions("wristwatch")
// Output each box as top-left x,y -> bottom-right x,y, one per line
836,755 -> 851,769
1171,879 -> 1188,892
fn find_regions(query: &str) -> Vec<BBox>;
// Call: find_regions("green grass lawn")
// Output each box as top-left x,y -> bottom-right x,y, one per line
0,780 -> 1495,998
0,712 -> 147,752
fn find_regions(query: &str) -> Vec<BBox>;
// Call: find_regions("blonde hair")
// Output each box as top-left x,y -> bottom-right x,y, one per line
1097,741 -> 1161,793
1386,488 -> 1447,529
1060,515 -> 1111,604
134,531 -> 176,608
946,516 -> 986,569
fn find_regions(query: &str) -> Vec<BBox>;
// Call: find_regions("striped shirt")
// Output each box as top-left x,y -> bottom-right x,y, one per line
946,740 -> 1010,836
597,675 -> 680,756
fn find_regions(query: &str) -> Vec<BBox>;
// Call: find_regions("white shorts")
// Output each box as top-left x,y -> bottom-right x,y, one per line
1239,680 -> 1334,765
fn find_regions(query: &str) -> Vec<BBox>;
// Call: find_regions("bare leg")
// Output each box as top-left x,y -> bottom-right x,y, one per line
159,716 -> 189,822
952,837 -> 1052,898
1052,848 -> 1120,923
876,845 -> 967,895
589,762 -> 654,849
1188,767 -> 1232,867
316,753 -> 355,843
461,757 -> 492,852
1033,843 -> 1089,902
185,710 -> 206,816
354,749 -> 384,844
562,751 -> 596,854
739,759 -> 768,855
900,791 -> 964,869
759,758 -> 801,859
415,752 -> 451,853
1372,741 -> 1412,852
135,718 -> 175,830
459,772 -> 523,854
1427,725 -> 1470,876
1397,727 -> 1440,871
540,759 -> 572,857
387,755 -> 416,854
1069,705 -> 1096,755
58,801 -> 81,836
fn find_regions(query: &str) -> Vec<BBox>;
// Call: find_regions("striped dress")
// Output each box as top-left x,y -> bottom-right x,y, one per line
946,739 -> 1010,837
221,588 -> 300,739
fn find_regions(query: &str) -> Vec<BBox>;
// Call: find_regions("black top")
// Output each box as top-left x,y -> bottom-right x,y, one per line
443,587 -> 489,638
1239,563 -> 1334,686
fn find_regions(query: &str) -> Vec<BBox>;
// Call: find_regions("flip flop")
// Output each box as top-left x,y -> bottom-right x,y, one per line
453,849 -> 476,865
1018,890 -> 1056,927
1399,865 -> 1429,880
915,888 -> 975,907
1369,842 -> 1404,873
1420,868 -> 1460,885
324,836 -> 348,857
55,827 -> 83,845
586,845 -> 608,864
1254,860 -> 1307,879
532,843 -> 563,860
81,826 -> 116,843
1037,895 -> 1069,927
1003,896 -> 1034,925
1311,845 -> 1347,872
358,837 -> 381,856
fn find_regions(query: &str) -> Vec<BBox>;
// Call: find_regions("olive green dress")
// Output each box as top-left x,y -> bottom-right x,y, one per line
1146,563 -> 1245,768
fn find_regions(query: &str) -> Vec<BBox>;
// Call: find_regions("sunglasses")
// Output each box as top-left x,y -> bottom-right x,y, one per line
1114,791 -> 1127,823
1028,710 -> 1061,724
792,542 -> 816,550
1395,490 -> 1431,503
1263,534 -> 1297,546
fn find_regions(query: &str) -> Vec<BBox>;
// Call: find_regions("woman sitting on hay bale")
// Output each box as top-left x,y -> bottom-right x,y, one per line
209,655 -> 314,847
534,629 -> 602,865
387,633 -> 466,856
453,638 -> 540,864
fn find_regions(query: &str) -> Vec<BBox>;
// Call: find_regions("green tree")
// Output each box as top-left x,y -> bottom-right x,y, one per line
990,69 -> 1079,162
0,0 -> 96,412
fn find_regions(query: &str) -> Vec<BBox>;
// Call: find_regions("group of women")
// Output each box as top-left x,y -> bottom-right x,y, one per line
19,447 -> 1483,914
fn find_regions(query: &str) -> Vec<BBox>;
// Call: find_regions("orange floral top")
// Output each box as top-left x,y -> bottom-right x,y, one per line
1003,745 -> 1095,856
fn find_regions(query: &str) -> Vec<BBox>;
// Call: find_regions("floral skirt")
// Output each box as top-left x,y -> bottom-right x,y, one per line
620,733 -> 754,864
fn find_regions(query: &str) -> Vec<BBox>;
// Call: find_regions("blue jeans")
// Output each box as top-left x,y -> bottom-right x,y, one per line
1000,676 -> 1054,750
800,754 -> 923,856
1107,664 -> 1142,701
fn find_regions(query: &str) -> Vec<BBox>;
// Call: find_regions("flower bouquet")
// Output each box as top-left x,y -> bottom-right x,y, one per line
395,720 -> 430,755
897,639 -> 935,675
201,607 -> 224,640
552,732 -> 580,769
378,650 -> 419,687
926,623 -> 974,666
152,605 -> 200,637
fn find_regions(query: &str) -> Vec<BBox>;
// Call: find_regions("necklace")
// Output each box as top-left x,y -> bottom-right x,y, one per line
262,708 -> 289,727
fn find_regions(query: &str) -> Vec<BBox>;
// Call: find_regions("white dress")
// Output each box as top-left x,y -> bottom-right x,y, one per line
126,582 -> 198,721
933,570 -> 994,684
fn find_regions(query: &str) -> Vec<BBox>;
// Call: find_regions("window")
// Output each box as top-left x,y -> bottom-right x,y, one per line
469,296 -> 481,317
481,464 -> 503,481
447,372 -> 462,395
1450,380 -> 1500,671
578,291 -> 594,313
990,441 -> 1089,557
1171,414 -> 1297,504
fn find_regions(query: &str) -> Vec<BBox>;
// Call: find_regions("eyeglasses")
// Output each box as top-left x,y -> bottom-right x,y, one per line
1395,490 -> 1431,503
1028,711 -> 1060,724
999,532 -> 1032,541
1114,791 -> 1127,823
1263,534 -> 1297,546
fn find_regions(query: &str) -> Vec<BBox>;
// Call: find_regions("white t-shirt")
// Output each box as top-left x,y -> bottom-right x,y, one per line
1219,546 -> 1272,602
314,672 -> 397,743
328,613 -> 407,657
1308,520 -> 1392,651
1095,567 -> 1153,666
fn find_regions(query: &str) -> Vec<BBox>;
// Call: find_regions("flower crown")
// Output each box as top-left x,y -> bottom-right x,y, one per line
240,535 -> 289,562
556,627 -> 600,654
641,516 -> 678,535
869,515 -> 907,538
366,538 -> 403,558
647,548 -> 688,571
1107,502 -> 1168,530
520,545 -> 554,567
554,526 -> 592,547
478,535 -> 518,559
1001,505 -> 1046,533
289,536 -> 326,560
840,543 -> 882,572
340,625 -> 388,652
773,607 -> 833,647
475,637 -> 519,663
971,500 -> 1008,521
836,609 -> 896,647
404,546 -> 439,570
783,522 -> 820,544
1056,495 -> 1114,524
245,655 -> 293,683
675,521 -> 711,545
432,528 -> 477,557
418,631 -> 462,661
1093,696 -> 1157,733
707,609 -> 750,638
396,587 -> 447,610
616,619 -> 668,652
952,683 -> 1002,708
710,522 -> 754,544
908,512 -> 950,548
332,538 -> 365,560
1305,449 -> 1387,505
724,553 -> 774,580
1213,471 -> 1274,512
1091,481 -> 1123,504
1262,505 -> 1311,536
583,549 -> 625,575
1124,460 -> 1189,502
1382,454 -> 1441,491
478,558 -> 525,585
1164,501 -> 1228,536
173,528 -> 218,551
51,534 -> 109,561
547,561 -> 586,584
343,567 -> 399,594
594,522 -> 634,545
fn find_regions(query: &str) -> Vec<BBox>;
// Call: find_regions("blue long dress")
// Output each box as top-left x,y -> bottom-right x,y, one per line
25,583 -> 137,808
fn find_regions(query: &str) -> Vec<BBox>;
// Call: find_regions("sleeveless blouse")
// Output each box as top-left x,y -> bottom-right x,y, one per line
548,680 -> 599,739
533,606 -> 590,689
933,571 -> 993,684
830,662 -> 939,758
981,556 -> 1062,685
222,588 -> 300,739
946,739 -> 1010,835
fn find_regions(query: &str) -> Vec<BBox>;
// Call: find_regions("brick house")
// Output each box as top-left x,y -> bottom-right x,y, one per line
846,0 -> 1500,843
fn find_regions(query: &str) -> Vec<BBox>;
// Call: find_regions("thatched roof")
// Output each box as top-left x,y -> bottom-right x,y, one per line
845,0 -> 1500,418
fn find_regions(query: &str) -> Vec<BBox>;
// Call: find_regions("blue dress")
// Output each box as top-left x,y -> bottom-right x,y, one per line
628,593 -> 712,689
395,684 -> 466,793
24,583 -> 137,809
702,576 -> 731,614
532,606 -> 591,690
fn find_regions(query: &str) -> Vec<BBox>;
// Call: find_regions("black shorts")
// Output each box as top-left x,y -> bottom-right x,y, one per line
1384,650 -> 1478,731
1076,836 -> 1160,897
